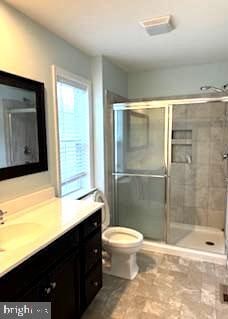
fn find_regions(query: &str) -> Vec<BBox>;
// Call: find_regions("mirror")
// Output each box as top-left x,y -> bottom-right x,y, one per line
0,71 -> 48,181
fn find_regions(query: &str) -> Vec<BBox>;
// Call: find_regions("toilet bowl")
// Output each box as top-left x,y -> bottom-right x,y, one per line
93,190 -> 143,280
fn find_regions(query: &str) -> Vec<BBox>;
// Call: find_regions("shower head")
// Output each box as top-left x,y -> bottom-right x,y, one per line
200,85 -> 225,93
200,86 -> 212,91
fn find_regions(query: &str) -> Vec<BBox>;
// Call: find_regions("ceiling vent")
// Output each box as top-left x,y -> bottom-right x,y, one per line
140,15 -> 175,36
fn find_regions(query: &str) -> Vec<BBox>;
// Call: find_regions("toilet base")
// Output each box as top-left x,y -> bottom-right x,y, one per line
103,252 -> 139,280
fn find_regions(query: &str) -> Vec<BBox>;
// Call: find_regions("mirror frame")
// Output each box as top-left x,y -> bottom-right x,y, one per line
0,70 -> 48,181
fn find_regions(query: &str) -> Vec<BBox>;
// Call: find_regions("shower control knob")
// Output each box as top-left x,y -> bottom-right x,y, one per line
223,153 -> 228,160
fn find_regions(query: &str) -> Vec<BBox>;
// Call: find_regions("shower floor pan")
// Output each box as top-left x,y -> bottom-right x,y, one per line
142,223 -> 226,265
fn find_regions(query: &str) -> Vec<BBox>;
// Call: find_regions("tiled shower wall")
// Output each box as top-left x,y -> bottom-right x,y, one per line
170,102 -> 228,229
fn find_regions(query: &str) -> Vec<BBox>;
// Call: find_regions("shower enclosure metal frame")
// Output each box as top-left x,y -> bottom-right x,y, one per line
111,95 -> 228,251
113,103 -> 169,242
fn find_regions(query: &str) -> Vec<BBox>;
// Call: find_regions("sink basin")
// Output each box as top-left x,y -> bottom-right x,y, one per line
0,223 -> 44,250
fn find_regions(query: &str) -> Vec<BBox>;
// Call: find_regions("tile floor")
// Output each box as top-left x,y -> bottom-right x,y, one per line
82,251 -> 228,319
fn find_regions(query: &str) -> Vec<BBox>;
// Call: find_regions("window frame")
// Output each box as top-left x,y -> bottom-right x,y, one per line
52,65 -> 94,198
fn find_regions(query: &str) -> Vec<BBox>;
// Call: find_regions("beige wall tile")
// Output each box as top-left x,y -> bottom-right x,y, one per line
196,209 -> 208,226
185,165 -> 209,187
193,142 -> 210,165
192,123 -> 210,142
209,165 -> 225,188
183,207 -> 208,226
207,210 -> 225,229
210,103 -> 226,120
209,142 -> 224,165
170,207 -> 184,223
187,103 -> 210,120
169,102 -> 227,229
171,184 -> 185,208
170,163 -> 185,185
211,126 -> 224,143
172,105 -> 187,120
208,188 -> 226,210
184,186 -> 208,209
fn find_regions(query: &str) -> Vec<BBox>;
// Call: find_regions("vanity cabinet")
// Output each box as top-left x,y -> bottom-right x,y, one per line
19,252 -> 80,319
81,211 -> 102,311
0,209 -> 102,319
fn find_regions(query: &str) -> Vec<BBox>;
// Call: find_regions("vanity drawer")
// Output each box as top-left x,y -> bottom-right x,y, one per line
84,231 -> 102,273
82,210 -> 101,238
85,263 -> 102,307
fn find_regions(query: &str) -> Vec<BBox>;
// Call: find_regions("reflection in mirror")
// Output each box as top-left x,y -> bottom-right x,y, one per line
127,111 -> 149,151
0,84 -> 39,168
114,108 -> 166,175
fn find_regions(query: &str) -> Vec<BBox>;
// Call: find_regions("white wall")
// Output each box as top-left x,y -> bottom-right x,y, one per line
6,1 -> 225,202
102,57 -> 128,98
92,56 -> 128,193
91,56 -> 105,192
128,62 -> 228,99
0,2 -> 91,202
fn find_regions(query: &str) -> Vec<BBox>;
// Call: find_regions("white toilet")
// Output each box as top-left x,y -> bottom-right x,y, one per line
93,190 -> 143,280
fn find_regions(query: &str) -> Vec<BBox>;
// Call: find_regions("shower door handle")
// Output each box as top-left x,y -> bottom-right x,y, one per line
112,173 -> 167,178
223,153 -> 228,184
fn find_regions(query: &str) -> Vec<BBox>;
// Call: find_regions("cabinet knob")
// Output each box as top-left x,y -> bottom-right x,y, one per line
45,287 -> 51,295
93,281 -> 98,287
93,221 -> 98,227
93,248 -> 98,254
50,282 -> 57,289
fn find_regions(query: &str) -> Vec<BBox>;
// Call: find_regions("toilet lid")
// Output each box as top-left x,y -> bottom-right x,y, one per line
93,190 -> 110,230
109,232 -> 139,244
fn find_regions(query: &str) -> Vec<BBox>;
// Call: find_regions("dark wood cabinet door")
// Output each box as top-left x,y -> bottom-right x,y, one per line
19,283 -> 42,302
84,231 -> 102,273
47,253 -> 80,319
18,252 -> 80,319
85,263 -> 102,307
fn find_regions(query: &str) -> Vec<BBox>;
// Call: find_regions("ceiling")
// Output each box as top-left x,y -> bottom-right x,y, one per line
5,0 -> 228,71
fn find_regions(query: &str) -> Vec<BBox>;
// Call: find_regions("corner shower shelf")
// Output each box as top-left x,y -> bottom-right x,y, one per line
172,129 -> 192,140
171,139 -> 192,145
171,128 -> 193,163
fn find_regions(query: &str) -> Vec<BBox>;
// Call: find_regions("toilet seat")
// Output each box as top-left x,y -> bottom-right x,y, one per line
102,227 -> 143,248
93,190 -> 110,230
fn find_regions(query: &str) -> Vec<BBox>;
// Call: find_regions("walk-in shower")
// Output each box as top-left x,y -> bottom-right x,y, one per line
109,97 -> 228,257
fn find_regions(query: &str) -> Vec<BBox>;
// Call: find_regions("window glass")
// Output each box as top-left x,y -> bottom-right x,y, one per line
56,78 -> 92,197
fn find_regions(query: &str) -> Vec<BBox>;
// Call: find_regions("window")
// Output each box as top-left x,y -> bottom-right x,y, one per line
53,67 -> 93,198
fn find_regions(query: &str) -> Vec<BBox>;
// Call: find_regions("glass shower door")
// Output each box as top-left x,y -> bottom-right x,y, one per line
113,105 -> 168,241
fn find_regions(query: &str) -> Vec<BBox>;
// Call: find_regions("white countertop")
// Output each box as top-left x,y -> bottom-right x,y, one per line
0,198 -> 103,278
